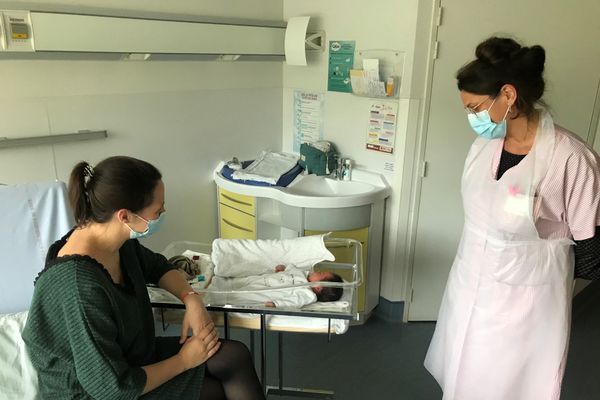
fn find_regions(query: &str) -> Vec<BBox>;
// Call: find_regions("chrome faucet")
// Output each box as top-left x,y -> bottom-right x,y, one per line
336,157 -> 353,181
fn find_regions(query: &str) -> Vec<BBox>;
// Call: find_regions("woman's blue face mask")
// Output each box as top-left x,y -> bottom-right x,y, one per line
127,212 -> 165,239
467,97 -> 511,140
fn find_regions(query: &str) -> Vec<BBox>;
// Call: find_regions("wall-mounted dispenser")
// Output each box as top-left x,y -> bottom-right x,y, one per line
284,16 -> 325,66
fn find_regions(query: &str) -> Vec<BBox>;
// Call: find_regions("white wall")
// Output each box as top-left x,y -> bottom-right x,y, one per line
283,0 -> 420,301
0,0 -> 284,252
1,0 -> 425,302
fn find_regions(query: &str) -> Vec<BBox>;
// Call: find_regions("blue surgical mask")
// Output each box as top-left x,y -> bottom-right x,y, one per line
467,98 -> 510,140
128,212 -> 165,239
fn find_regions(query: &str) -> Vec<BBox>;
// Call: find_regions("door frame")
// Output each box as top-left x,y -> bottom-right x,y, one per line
393,0 -> 441,321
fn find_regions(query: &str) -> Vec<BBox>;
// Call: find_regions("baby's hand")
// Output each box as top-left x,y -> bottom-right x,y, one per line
275,265 -> 286,272
265,301 -> 276,307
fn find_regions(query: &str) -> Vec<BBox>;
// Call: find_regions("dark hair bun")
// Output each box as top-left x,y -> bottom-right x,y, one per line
519,45 -> 545,76
475,37 -> 545,76
475,37 -> 522,66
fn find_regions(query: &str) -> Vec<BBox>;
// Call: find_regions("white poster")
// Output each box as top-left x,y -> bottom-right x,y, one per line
366,102 -> 398,154
293,90 -> 324,152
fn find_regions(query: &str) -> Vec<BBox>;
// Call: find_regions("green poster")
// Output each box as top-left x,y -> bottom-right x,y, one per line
327,40 -> 355,93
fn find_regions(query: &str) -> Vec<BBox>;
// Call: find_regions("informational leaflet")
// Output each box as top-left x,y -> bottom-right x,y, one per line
327,40 -> 355,93
366,102 -> 398,154
293,90 -> 324,152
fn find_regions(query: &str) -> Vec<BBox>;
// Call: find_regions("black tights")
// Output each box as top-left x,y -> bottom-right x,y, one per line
199,339 -> 265,400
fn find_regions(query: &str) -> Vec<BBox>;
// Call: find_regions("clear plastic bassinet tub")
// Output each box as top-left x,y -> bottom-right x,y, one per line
149,238 -> 363,333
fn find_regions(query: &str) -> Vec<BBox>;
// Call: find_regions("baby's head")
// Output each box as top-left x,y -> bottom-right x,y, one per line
307,271 -> 344,302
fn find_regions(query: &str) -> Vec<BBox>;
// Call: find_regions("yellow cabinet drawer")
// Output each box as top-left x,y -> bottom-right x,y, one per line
218,188 -> 255,216
219,204 -> 256,240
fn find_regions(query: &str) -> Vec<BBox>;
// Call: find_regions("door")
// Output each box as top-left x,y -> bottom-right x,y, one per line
409,0 -> 600,320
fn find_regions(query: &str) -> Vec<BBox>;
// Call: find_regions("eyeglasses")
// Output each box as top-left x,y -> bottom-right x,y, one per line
464,96 -> 491,115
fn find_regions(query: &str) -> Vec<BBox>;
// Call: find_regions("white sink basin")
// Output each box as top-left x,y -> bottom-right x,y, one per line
214,165 -> 390,208
285,175 -> 375,197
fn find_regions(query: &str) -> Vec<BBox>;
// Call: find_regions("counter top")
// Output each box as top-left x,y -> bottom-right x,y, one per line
214,163 -> 391,208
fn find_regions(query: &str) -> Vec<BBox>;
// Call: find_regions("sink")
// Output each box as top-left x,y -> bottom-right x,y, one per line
285,175 -> 375,197
214,164 -> 390,208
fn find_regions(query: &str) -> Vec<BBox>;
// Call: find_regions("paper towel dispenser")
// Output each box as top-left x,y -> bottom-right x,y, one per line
0,10 -> 324,64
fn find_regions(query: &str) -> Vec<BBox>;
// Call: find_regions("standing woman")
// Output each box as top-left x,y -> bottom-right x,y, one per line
22,156 -> 265,400
424,37 -> 600,399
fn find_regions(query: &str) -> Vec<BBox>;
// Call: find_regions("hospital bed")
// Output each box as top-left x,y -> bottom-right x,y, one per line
148,238 -> 363,399
0,181 -> 73,400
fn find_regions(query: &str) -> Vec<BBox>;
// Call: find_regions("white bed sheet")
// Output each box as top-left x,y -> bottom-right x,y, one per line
0,311 -> 39,400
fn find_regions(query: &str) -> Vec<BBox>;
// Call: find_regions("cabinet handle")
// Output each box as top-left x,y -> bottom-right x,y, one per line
222,218 -> 253,233
221,193 -> 252,207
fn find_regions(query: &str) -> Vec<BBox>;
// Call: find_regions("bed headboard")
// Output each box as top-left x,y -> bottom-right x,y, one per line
0,181 -> 73,313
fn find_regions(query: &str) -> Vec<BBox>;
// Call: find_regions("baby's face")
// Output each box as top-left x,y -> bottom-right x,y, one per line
308,271 -> 334,294
308,271 -> 334,282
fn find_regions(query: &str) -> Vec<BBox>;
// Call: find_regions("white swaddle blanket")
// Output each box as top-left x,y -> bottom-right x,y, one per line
211,234 -> 334,277
208,266 -> 317,308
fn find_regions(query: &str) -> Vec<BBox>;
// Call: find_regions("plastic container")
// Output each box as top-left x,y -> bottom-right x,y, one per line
162,241 -> 212,259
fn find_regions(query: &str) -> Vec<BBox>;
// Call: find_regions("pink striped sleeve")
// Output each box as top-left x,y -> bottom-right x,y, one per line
563,138 -> 600,240
535,127 -> 600,240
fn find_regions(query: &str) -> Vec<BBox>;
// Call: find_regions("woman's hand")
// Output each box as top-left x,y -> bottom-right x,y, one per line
179,294 -> 218,344
177,322 -> 221,370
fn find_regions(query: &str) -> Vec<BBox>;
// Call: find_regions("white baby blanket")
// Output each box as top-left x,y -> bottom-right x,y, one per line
211,234 -> 335,277
232,151 -> 299,184
208,265 -> 317,308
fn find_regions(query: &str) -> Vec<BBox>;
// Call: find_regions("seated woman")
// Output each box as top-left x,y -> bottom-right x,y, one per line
21,156 -> 265,400
208,264 -> 344,308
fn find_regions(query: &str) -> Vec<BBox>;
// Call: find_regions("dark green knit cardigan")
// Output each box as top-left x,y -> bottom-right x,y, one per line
22,234 -> 204,399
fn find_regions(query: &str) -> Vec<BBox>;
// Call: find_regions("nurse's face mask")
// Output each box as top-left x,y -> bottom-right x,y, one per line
466,95 -> 511,140
127,212 -> 165,239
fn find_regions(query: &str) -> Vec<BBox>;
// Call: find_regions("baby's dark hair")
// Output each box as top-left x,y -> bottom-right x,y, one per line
316,273 -> 344,302
456,36 -> 546,118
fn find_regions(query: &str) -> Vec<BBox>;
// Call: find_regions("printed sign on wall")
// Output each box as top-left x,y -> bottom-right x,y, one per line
366,102 -> 398,154
293,90 -> 324,152
327,40 -> 355,93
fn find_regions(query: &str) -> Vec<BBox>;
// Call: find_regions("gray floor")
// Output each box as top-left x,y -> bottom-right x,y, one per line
254,317 -> 442,400
156,280 -> 600,399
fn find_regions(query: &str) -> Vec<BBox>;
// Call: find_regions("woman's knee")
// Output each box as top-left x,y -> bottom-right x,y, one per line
220,339 -> 253,364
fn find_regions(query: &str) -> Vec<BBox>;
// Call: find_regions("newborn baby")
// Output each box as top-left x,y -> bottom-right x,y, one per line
208,264 -> 343,308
